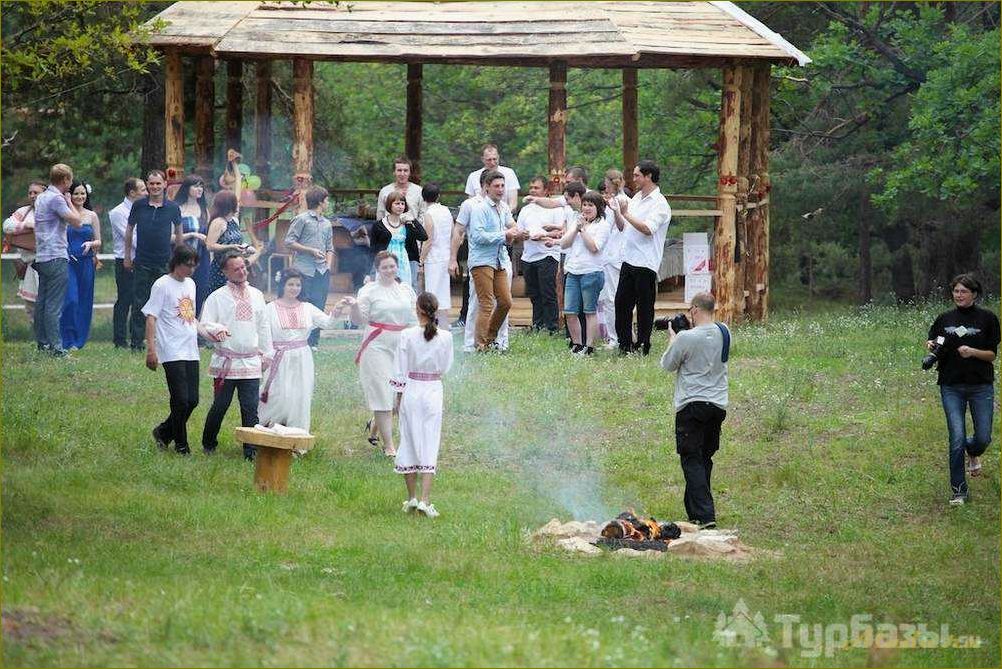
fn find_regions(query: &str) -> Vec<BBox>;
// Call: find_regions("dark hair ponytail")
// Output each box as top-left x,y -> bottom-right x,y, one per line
417,292 -> 439,341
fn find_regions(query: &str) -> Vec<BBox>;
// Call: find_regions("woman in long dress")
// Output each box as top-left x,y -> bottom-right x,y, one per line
206,190 -> 259,294
174,175 -> 212,314
258,268 -> 338,431
339,250 -> 417,457
392,292 -> 454,518
60,181 -> 101,350
418,183 -> 453,329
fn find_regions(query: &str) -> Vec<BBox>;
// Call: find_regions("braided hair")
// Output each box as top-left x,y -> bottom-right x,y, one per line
417,291 -> 439,341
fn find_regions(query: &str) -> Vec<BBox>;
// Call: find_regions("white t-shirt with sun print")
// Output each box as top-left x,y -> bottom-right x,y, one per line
142,274 -> 199,363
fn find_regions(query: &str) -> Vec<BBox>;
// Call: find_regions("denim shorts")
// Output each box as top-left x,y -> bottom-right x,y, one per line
563,271 -> 605,314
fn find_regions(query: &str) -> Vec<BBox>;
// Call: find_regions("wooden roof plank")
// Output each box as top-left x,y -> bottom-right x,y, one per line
236,16 -> 620,36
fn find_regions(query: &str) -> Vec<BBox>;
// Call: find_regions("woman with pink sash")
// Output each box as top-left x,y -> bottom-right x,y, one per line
339,250 -> 417,457
258,268 -> 337,431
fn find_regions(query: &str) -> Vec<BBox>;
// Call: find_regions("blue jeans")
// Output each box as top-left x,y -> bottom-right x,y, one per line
940,384 -> 994,497
34,258 -> 69,353
563,271 -> 604,315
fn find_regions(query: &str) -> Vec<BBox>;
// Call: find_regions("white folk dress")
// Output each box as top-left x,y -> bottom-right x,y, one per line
423,202 -> 453,309
391,326 -> 454,474
356,280 -> 417,411
258,301 -> 336,431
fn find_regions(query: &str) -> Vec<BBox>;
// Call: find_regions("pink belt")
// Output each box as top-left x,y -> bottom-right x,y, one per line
408,371 -> 442,381
259,339 -> 308,404
213,347 -> 259,391
355,321 -> 407,365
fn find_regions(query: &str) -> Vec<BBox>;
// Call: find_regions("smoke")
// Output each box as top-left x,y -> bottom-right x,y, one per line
448,354 -> 617,522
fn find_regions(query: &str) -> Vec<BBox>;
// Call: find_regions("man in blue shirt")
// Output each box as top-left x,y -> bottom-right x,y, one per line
124,170 -> 183,351
467,170 -> 527,351
33,163 -> 82,356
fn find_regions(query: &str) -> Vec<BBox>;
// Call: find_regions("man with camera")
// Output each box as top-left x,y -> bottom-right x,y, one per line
660,291 -> 729,528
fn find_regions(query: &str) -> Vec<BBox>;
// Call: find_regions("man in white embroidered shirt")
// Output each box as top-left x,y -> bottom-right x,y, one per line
198,252 -> 272,460
608,159 -> 672,355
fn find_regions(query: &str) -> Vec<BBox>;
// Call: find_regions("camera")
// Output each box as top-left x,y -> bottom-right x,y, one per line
654,313 -> 691,333
922,336 -> 946,370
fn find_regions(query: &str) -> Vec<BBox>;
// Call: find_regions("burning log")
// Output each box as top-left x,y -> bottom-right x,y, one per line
596,511 -> 681,552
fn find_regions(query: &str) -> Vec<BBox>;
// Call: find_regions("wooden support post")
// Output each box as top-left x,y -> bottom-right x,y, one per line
745,64 -> 772,322
548,61 -> 567,193
622,67 -> 639,192
254,61 -> 273,189
194,56 -> 215,182
225,61 -> 243,154
714,65 -> 742,324
292,58 -> 315,181
735,65 -> 753,314
164,50 -> 185,181
405,63 -> 423,183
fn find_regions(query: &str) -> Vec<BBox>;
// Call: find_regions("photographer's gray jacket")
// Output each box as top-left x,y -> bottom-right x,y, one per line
660,324 -> 729,412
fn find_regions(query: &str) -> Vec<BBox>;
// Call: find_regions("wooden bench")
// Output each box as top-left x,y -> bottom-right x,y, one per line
234,427 -> 315,493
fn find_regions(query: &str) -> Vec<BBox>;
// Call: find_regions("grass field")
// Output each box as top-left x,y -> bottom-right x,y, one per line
1,300 -> 999,667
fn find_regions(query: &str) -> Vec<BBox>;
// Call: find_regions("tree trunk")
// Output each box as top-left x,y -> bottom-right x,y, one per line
883,222 -> 915,301
858,190 -> 872,303
140,65 -> 165,175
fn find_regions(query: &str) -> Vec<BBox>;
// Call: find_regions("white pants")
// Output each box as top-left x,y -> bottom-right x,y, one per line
598,262 -> 621,344
463,257 -> 511,352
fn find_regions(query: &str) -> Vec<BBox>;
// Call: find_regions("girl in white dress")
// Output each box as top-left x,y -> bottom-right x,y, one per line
392,292 -> 454,518
418,183 -> 453,328
258,268 -> 338,432
339,251 -> 417,457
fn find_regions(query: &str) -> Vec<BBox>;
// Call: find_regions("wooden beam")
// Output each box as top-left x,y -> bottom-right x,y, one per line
292,58 -> 315,180
405,63 -> 423,183
194,55 -> 215,182
164,50 -> 185,181
713,65 -> 742,325
225,60 -> 244,154
745,64 -> 771,322
622,67 -> 639,191
547,60 -> 567,193
735,64 -> 753,316
254,60 -> 273,189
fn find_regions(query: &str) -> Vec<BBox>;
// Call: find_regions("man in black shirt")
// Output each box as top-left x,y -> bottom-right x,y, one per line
124,170 -> 183,351
926,273 -> 1000,505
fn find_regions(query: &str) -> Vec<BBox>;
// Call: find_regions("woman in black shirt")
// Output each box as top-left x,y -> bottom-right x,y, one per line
926,273 -> 1000,505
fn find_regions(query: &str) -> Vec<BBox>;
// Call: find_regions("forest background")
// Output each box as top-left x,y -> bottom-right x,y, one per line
2,0 -> 999,301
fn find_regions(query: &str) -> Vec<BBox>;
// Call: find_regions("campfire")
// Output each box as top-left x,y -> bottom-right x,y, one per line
596,511 -> 681,552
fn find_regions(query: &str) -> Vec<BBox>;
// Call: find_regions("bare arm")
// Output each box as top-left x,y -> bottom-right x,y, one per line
206,218 -> 241,253
123,222 -> 135,270
420,212 -> 434,264
449,223 -> 466,277
145,315 -> 158,370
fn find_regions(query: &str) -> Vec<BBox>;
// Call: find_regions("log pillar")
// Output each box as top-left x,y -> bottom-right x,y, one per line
164,50 -> 185,181
622,67 -> 639,192
225,61 -> 244,154
254,61 -> 273,189
194,56 -> 215,182
745,64 -> 772,322
405,63 -> 423,183
714,65 -> 742,324
735,65 -> 754,315
292,58 -> 315,181
547,61 -> 567,193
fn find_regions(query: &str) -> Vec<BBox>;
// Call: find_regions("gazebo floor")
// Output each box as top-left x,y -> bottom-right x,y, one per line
317,291 -> 688,328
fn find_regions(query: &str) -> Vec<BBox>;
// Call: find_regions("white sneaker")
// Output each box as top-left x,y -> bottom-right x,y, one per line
416,501 -> 439,518
604,340 -> 619,350
402,498 -> 419,513
949,494 -> 967,506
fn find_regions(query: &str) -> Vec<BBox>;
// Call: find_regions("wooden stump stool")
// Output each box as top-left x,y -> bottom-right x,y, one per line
234,427 -> 315,493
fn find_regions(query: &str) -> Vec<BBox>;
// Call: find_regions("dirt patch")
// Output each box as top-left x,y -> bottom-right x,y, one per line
3,607 -> 118,646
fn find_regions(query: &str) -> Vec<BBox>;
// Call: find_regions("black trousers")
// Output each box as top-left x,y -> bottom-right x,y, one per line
202,378 -> 260,457
675,401 -> 727,524
131,263 -> 165,349
459,270 -> 471,323
158,360 -> 200,451
615,262 -> 658,354
304,270 -> 330,346
523,256 -> 559,332
113,259 -> 136,348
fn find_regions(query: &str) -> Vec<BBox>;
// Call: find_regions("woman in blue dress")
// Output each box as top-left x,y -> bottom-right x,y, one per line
205,190 -> 259,294
174,175 -> 211,314
60,181 -> 101,350
369,190 -> 426,287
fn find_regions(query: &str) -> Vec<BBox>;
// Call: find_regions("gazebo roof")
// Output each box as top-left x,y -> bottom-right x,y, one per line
146,1 -> 810,68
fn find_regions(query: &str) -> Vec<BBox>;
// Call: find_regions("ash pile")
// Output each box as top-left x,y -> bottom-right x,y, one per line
533,512 -> 759,561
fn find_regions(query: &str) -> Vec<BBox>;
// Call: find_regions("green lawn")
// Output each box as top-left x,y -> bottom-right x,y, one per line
2,301 -> 998,667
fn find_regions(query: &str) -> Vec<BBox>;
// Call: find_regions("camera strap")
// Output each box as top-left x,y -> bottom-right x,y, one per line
715,322 -> 731,363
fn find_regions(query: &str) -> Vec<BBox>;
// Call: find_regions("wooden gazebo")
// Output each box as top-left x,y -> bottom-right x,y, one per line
146,1 -> 808,323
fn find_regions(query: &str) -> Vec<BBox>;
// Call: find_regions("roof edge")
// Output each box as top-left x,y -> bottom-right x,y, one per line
709,1 -> 811,66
